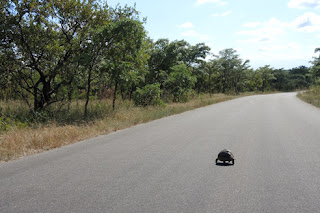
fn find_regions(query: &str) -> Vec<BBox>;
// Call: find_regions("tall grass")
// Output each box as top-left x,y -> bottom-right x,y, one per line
0,93 -> 244,162
297,86 -> 320,108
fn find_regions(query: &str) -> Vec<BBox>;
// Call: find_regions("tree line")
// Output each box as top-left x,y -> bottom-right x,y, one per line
1,0 -> 319,118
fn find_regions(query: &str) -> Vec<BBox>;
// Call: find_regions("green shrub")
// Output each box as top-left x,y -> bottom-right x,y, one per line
133,84 -> 163,106
297,85 -> 320,108
164,64 -> 197,102
0,116 -> 27,133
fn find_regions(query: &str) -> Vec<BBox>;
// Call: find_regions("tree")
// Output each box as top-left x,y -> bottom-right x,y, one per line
242,68 -> 256,92
193,63 -> 209,94
164,64 -> 196,102
102,5 -> 149,111
183,43 -> 211,67
147,39 -> 210,86
215,48 -> 249,94
310,48 -> 320,84
288,66 -> 311,90
0,37 -> 16,100
194,60 -> 220,95
255,65 -> 276,92
271,69 -> 290,91
230,59 -> 250,94
78,4 -> 110,118
147,39 -> 187,85
132,83 -> 163,106
1,0 -> 100,113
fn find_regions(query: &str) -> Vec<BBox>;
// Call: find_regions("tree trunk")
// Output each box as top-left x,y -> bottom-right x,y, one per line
209,74 -> 212,97
5,67 -> 9,102
113,80 -> 118,111
84,65 -> 93,118
67,85 -> 72,111
33,86 -> 38,113
121,87 -> 125,100
222,79 -> 226,93
129,85 -> 135,100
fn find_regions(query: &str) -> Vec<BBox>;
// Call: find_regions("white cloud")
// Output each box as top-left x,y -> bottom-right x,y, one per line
236,11 -> 320,68
181,30 -> 209,41
238,37 -> 272,44
195,0 -> 227,6
237,18 -> 287,38
239,42 -> 309,66
178,22 -> 194,29
221,11 -> 232,16
243,22 -> 261,28
237,20 -> 300,64
292,12 -> 320,32
238,13 -> 320,41
288,0 -> 320,9
212,11 -> 232,17
257,43 -> 300,54
237,20 -> 317,67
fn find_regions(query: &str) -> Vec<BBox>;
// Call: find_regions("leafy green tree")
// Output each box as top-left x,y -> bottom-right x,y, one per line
241,68 -> 256,92
271,69 -> 290,91
230,59 -> 250,94
146,39 -> 209,86
288,66 -> 311,90
164,64 -> 196,102
0,43 -> 16,100
148,39 -> 178,72
118,38 -> 152,101
78,4 -> 110,118
1,0 -> 99,113
102,5 -> 149,111
194,60 -> 220,95
215,48 -> 249,94
147,39 -> 188,85
310,48 -> 320,84
0,1 -> 15,100
132,83 -> 163,106
193,64 -> 209,94
256,65 -> 276,92
183,43 -> 211,67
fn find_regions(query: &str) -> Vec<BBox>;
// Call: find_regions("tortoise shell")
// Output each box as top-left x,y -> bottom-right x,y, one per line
216,149 -> 235,165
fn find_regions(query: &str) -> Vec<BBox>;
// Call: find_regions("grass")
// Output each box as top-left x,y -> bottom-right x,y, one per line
297,86 -> 320,108
0,93 -> 255,162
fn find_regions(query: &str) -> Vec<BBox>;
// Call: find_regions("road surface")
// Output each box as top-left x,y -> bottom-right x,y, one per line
1,93 -> 320,212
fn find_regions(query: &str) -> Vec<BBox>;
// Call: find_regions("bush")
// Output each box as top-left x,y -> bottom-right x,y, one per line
0,116 -> 27,133
133,84 -> 163,106
297,85 -> 320,108
164,64 -> 197,102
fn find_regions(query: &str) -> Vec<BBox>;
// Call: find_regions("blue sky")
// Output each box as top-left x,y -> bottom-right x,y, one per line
107,0 -> 320,69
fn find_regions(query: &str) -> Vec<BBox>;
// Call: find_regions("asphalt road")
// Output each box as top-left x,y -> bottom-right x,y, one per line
1,93 -> 320,213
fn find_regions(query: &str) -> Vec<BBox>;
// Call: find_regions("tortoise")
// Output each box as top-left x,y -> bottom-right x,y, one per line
216,149 -> 235,165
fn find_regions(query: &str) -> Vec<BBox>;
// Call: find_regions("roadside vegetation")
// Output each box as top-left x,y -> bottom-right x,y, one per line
0,93 -> 243,162
298,86 -> 320,108
297,48 -> 320,108
0,0 -> 318,162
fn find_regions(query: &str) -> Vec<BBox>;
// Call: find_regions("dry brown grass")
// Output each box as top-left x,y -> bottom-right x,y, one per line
0,125 -> 98,162
0,93 -> 248,162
